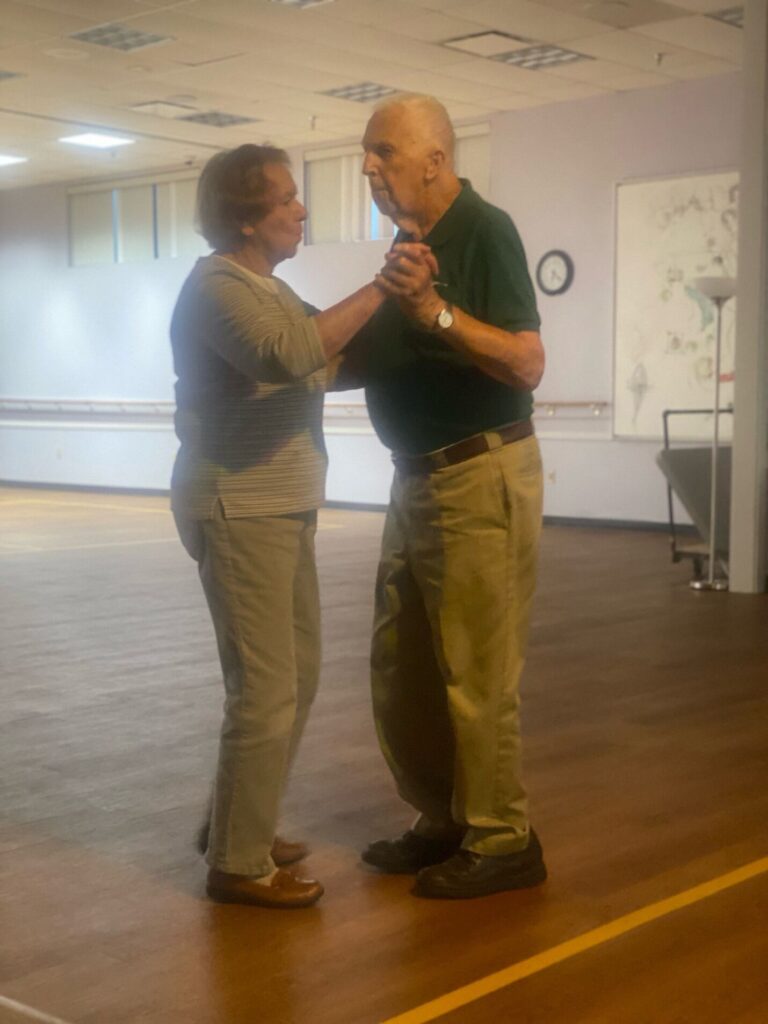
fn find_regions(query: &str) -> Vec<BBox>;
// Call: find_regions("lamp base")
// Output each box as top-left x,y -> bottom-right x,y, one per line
689,577 -> 729,592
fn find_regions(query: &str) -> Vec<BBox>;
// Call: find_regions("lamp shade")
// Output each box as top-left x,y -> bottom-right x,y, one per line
693,276 -> 737,301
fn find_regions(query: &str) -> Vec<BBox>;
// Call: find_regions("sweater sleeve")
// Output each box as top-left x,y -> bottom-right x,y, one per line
194,266 -> 327,383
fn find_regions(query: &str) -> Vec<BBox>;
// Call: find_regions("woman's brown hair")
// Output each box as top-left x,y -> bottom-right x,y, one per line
196,143 -> 290,251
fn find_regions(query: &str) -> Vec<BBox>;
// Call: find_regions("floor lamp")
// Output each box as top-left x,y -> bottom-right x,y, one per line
690,276 -> 737,592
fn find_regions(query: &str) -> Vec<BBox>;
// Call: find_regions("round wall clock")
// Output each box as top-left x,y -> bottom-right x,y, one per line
536,250 -> 574,296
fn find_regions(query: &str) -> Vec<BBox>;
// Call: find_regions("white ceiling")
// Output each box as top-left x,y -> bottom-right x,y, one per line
0,0 -> 742,190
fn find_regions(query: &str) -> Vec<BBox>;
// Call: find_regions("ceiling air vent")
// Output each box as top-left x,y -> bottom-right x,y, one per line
178,111 -> 260,127
492,45 -> 593,70
321,82 -> 398,103
69,23 -> 174,52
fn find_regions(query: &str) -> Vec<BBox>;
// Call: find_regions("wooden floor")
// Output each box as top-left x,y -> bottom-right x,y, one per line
1,485 -> 767,1024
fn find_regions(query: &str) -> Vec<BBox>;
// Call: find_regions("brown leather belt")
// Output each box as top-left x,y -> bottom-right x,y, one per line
392,418 -> 534,475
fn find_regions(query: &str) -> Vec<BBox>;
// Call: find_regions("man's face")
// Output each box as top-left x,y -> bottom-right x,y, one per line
361,108 -> 429,227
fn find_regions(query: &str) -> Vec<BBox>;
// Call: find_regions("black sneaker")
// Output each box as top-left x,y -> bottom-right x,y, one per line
361,830 -> 463,874
414,829 -> 547,898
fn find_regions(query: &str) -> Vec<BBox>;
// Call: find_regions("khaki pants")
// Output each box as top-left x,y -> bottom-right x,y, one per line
371,435 -> 543,856
175,502 -> 320,876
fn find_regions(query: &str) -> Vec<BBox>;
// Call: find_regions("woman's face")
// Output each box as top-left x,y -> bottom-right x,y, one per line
243,162 -> 307,268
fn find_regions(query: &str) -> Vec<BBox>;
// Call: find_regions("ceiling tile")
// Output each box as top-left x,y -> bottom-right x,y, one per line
567,27 -> 707,69
439,55 -> 560,91
520,78 -> 610,100
664,56 -> 738,78
592,68 -> 675,89
487,92 -> 552,110
313,0 -> 489,43
439,98 -> 494,120
443,31 -> 532,57
446,0 -> 616,43
529,0 -> 691,30
383,65 -> 530,106
9,0 -> 161,19
0,0 -> 94,47
535,55 -> 645,83
630,16 -> 743,63
184,0 -> 469,70
156,51 -> 358,99
655,0 -> 727,10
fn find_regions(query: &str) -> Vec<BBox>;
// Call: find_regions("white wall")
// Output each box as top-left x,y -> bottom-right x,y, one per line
0,72 -> 741,518
0,185 -> 187,489
491,72 -> 741,522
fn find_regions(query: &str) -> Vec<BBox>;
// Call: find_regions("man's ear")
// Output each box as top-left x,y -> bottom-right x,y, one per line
424,148 -> 445,183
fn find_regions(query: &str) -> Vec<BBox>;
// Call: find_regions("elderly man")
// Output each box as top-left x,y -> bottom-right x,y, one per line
346,94 -> 547,898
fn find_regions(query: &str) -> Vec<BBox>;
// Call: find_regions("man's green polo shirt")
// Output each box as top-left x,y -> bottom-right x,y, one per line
348,180 -> 541,455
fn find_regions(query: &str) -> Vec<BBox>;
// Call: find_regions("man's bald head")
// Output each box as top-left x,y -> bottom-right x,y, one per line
370,93 -> 456,167
361,93 -> 460,236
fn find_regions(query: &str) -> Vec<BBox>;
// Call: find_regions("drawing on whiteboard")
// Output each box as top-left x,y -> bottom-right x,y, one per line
614,172 -> 738,440
627,362 -> 649,426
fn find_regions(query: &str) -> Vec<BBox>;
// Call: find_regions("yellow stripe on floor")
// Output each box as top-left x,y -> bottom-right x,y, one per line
382,855 -> 768,1024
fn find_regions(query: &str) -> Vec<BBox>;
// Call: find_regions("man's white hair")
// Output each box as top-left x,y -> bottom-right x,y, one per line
373,93 -> 456,163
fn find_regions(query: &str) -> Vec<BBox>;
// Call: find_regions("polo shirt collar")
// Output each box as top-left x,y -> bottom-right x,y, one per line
423,178 -> 477,247
396,179 -> 477,248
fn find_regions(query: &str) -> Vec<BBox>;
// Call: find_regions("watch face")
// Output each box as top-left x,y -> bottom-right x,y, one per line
536,250 -> 574,296
437,306 -> 454,329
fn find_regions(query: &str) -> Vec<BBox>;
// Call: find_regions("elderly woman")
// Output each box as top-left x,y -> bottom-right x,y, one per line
170,144 -> 387,909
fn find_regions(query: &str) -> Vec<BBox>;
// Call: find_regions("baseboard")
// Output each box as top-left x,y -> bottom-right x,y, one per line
0,481 -> 691,534
0,479 -> 170,498
324,499 -> 388,513
542,515 -> 691,534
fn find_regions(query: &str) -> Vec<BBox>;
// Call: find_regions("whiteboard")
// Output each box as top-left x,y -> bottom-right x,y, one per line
614,171 -> 739,440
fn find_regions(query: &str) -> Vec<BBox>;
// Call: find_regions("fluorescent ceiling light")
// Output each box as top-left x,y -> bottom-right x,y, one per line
59,132 -> 134,149
0,154 -> 28,167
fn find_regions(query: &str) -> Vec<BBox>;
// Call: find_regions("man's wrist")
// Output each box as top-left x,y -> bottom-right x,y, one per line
428,300 -> 454,332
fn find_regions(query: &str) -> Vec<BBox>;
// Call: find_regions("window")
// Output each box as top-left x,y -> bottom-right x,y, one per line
68,190 -> 116,266
302,123 -> 489,246
115,184 -> 154,263
155,178 -> 208,260
304,145 -> 394,246
68,173 -> 209,267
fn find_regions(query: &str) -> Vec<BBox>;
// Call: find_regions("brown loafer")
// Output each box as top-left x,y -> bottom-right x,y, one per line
196,821 -> 308,867
206,868 -> 324,908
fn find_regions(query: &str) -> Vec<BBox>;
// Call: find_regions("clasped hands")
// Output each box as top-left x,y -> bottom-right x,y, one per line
375,243 -> 444,331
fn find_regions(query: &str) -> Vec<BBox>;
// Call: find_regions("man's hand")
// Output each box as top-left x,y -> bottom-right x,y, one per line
376,243 -> 442,330
376,241 -> 544,389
